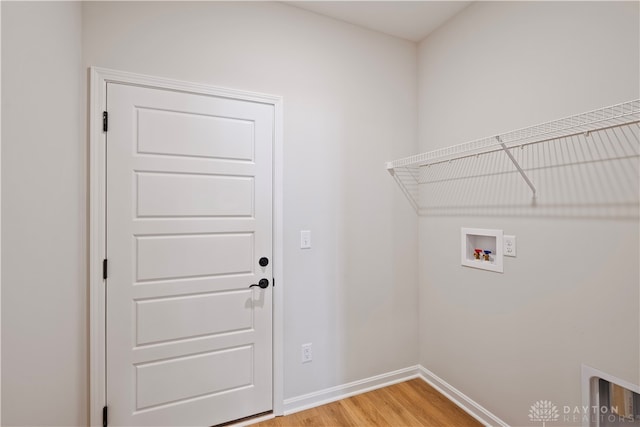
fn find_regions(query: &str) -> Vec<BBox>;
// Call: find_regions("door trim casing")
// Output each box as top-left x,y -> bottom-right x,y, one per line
89,67 -> 284,426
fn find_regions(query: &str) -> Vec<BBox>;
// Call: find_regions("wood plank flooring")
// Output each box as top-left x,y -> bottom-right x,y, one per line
254,379 -> 483,426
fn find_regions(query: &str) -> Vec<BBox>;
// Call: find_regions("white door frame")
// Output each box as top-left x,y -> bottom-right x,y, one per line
88,67 -> 284,426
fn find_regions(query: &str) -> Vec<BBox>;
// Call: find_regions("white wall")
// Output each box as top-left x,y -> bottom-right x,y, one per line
3,2 -> 419,425
8,2 -> 636,426
417,2 -> 639,426
1,2 -> 85,426
82,0 -> 418,401
0,2 -> 3,423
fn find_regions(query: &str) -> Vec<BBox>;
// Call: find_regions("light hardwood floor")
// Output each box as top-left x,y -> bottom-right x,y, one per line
254,379 -> 483,426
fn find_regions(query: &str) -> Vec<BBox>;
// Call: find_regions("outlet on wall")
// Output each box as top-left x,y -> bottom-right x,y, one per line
301,343 -> 312,363
504,235 -> 517,257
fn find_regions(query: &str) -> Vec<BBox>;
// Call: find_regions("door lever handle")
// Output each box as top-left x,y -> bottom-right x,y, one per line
249,278 -> 269,289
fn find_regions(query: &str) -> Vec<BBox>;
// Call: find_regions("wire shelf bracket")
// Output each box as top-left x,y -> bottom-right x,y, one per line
386,99 -> 640,213
497,136 -> 537,200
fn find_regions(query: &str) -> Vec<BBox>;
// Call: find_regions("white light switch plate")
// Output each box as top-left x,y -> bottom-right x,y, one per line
504,235 -> 516,257
300,230 -> 311,249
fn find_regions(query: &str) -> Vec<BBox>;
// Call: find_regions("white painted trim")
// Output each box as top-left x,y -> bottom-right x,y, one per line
88,67 -> 285,425
418,366 -> 510,427
0,4 -> 3,422
283,366 -> 421,415
272,93 -> 285,416
240,365 -> 507,426
89,67 -> 107,427
581,364 -> 640,427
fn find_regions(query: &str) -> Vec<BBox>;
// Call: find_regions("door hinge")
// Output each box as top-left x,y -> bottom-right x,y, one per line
102,405 -> 108,427
103,259 -> 108,280
103,111 -> 108,132
273,277 -> 275,287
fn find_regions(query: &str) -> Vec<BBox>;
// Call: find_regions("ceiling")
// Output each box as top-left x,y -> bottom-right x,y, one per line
286,1 -> 472,42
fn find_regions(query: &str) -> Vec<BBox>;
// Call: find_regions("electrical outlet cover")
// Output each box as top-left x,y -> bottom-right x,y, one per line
504,235 -> 516,257
301,343 -> 312,363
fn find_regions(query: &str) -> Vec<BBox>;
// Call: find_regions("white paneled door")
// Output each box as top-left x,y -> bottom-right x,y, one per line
105,83 -> 273,426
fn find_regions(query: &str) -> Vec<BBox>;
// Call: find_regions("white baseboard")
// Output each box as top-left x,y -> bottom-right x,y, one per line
418,365 -> 509,427
283,365 -> 421,415
279,364 -> 508,427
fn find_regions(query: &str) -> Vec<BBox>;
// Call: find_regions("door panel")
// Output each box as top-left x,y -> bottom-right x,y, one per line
106,83 -> 273,426
135,291 -> 254,345
135,345 -> 253,409
137,107 -> 255,160
136,173 -> 254,217
136,233 -> 254,281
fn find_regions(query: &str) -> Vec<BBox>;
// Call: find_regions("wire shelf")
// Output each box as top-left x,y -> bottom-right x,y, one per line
387,99 -> 640,215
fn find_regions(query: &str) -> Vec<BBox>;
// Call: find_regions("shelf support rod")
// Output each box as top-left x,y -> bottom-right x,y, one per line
497,136 -> 537,199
